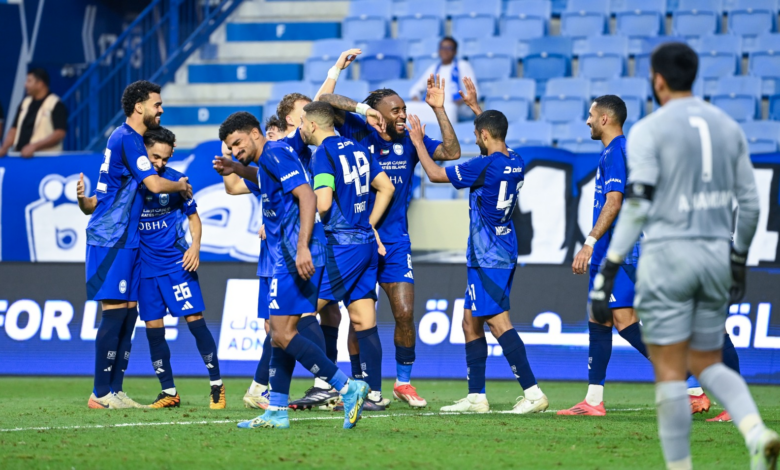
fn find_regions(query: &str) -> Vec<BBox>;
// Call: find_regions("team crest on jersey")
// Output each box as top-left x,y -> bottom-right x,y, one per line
393,143 -> 404,155
119,280 -> 127,294
159,194 -> 169,206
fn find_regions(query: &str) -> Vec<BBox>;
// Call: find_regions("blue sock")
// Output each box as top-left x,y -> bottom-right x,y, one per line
269,346 -> 295,399
588,322 -> 613,386
146,327 -> 175,391
297,316 -> 327,352
618,322 -> 649,359
321,325 -> 340,364
285,333 -> 348,391
466,337 -> 488,394
187,318 -> 221,382
93,308 -> 127,397
254,334 -> 272,385
349,354 -> 362,379
356,326 -> 383,392
395,344 -> 415,383
110,306 -> 138,393
269,391 -> 289,410
497,330 -> 537,390
722,333 -> 741,373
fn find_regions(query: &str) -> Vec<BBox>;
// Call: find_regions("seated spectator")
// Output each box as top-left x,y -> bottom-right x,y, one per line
0,68 -> 68,157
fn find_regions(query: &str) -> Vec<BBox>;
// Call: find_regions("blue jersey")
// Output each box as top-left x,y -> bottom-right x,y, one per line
445,150 -> 525,269
246,178 -> 275,277
257,141 -> 327,273
282,128 -> 313,179
312,135 -> 384,245
337,112 -> 442,243
86,123 -> 157,248
138,167 -> 197,278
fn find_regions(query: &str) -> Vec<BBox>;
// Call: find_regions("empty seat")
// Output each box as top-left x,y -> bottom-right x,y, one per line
749,33 -> 780,96
483,78 -> 536,121
358,40 -> 408,82
450,0 -> 502,39
561,0 -> 610,44
304,39 -> 354,82
728,0 -> 778,52
770,94 -> 780,120
696,34 -> 742,95
524,37 -> 574,96
710,75 -> 762,120
263,99 -> 280,123
379,79 -> 415,98
615,0 -> 667,53
594,78 -> 650,120
468,37 -> 518,82
741,121 -> 780,153
342,0 -> 392,41
506,121 -> 554,147
396,0 -> 447,40
454,122 -> 479,145
501,1 -> 551,40
672,0 -> 723,38
334,80 -> 371,102
578,35 -> 629,81
555,121 -> 605,153
541,77 -> 591,123
270,81 -> 315,101
409,38 -> 442,77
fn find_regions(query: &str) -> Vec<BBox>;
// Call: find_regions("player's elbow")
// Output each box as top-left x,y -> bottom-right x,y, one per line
318,93 -> 335,103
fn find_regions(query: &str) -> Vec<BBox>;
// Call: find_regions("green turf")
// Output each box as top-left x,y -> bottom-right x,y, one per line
0,377 -> 777,469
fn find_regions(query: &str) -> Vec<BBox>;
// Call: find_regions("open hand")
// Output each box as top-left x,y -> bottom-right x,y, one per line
213,155 -> 235,176
404,114 -> 426,147
366,108 -> 386,134
425,73 -> 446,110
458,77 -> 479,108
336,48 -> 362,70
182,245 -> 200,272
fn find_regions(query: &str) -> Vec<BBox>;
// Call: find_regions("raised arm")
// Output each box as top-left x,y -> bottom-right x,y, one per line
182,212 -> 201,272
318,93 -> 385,132
76,173 -> 97,215
313,49 -> 362,101
458,77 -> 483,117
425,74 -> 461,161
407,115 -> 449,183
291,183 -> 318,281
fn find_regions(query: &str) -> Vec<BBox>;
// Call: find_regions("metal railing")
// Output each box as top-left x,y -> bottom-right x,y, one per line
61,0 -> 243,152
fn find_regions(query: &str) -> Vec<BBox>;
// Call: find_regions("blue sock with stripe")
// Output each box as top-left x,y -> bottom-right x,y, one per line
349,354 -> 362,379
285,333 -> 348,391
93,308 -> 127,397
187,318 -> 221,382
588,322 -> 613,386
466,337 -> 488,394
297,315 -> 327,352
146,327 -> 175,391
618,322 -> 649,359
498,330 -> 537,390
110,305 -> 138,393
254,334 -> 272,385
395,344 -> 415,384
356,326 -> 383,392
269,347 -> 295,408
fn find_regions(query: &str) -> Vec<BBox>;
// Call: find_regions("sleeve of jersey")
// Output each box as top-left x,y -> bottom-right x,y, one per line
603,147 -> 627,194
626,121 -> 660,186
281,128 -> 306,154
245,179 -> 262,197
338,112 -> 370,139
276,148 -> 310,194
423,135 -> 442,160
182,198 -> 198,216
312,148 -> 335,190
368,153 -> 384,183
123,136 -> 157,183
445,157 -> 486,190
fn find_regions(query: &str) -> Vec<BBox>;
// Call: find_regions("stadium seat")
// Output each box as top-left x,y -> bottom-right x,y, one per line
357,40 -> 408,82
425,122 -> 443,141
695,34 -> 742,96
597,77 -> 650,121
409,38 -> 442,78
467,37 -> 518,82
269,81 -> 315,101
672,0 -> 723,38
710,75 -> 762,121
501,1 -> 551,41
551,0 -> 569,15
634,36 -> 687,76
483,78 -> 536,121
450,0 -> 502,39
561,0 -> 610,49
342,0 -> 392,41
304,39 -> 354,82
454,121 -> 479,145
740,121 -> 780,153
506,121 -> 554,147
727,0 -> 778,52
423,174 -> 458,199
524,37 -> 574,96
396,0 -> 447,40
555,121 -> 605,153
379,78 -> 415,99
541,77 -> 591,124
615,0 -> 667,53
263,99 -> 280,123
770,94 -> 780,120
333,80 -> 371,102
748,33 -> 780,96
578,35 -> 629,81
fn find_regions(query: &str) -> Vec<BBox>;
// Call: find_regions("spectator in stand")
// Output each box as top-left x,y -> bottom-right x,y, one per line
0,68 -> 68,157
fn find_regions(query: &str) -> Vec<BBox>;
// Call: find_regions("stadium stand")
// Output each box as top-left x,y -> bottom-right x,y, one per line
710,75 -> 763,121
482,78 -> 536,121
506,120 -> 554,147
672,0 -> 723,38
577,35 -> 629,81
467,37 -> 518,82
741,120 -> 780,152
500,1 -> 551,41
695,34 -> 743,96
342,0 -> 392,41
748,33 -> 780,96
449,0 -> 503,39
396,0 -> 447,40
555,121 -> 605,153
560,0 -> 610,51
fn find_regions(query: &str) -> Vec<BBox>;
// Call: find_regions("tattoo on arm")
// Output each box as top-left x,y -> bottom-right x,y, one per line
317,93 -> 358,127
590,192 -> 623,240
432,108 -> 461,161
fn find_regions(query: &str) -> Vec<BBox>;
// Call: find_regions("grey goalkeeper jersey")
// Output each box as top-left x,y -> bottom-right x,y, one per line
623,97 -> 759,254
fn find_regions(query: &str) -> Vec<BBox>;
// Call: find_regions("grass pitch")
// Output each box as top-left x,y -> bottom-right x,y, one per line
0,377 -> 777,469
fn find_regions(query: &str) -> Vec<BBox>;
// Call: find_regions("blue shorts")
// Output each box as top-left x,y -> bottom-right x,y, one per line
378,239 -> 414,284
589,263 -> 636,309
258,277 -> 271,320
464,266 -> 516,317
320,243 -> 378,306
138,270 -> 205,321
269,267 -> 324,316
86,246 -> 141,301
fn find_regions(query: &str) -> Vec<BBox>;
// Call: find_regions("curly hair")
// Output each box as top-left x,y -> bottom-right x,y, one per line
121,80 -> 161,117
276,93 -> 311,131
219,111 -> 261,142
265,115 -> 284,132
143,127 -> 176,149
363,88 -> 399,109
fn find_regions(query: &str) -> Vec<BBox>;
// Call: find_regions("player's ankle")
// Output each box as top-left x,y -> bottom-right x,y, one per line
249,381 -> 268,394
524,384 -> 544,401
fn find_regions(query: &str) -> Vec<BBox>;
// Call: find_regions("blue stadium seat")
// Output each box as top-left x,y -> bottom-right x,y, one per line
578,35 -> 629,81
741,121 -> 780,153
263,99 -> 280,123
483,78 -> 536,121
396,0 -> 447,40
598,77 -> 650,121
696,34 -> 742,95
634,36 -> 687,76
454,121 -> 479,145
710,75 -> 762,121
672,0 -> 723,38
467,37 -> 518,82
304,39 -> 354,82
409,38 -> 442,78
506,121 -> 554,147
615,0 -> 667,53
541,77 -> 591,124
551,0 -> 570,15
379,78 -> 415,98
524,37 -> 574,96
450,0 -> 502,39
357,40 -> 408,82
425,122 -> 443,141
342,0 -> 392,41
561,0 -> 610,48
501,1 -> 551,40
770,94 -> 780,120
727,0 -> 778,52
334,80 -> 371,102
270,81 -> 315,101
555,121 -> 605,153
749,33 -> 780,96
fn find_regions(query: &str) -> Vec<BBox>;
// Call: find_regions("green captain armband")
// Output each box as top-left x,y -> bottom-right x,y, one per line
314,173 -> 335,191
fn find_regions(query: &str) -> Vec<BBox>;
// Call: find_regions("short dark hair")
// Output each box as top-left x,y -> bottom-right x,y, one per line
303,101 -> 335,128
650,42 -> 698,92
592,95 -> 627,126
441,37 -> 458,52
265,115 -> 284,131
363,88 -> 399,109
121,80 -> 162,117
143,127 -> 176,149
28,68 -> 50,87
276,93 -> 311,131
474,110 -> 508,141
219,111 -> 260,142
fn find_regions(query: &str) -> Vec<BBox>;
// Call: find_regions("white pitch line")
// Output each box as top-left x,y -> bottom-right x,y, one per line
0,408 -> 648,433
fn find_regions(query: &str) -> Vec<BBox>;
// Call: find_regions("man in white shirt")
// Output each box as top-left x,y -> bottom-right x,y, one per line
409,37 -> 478,121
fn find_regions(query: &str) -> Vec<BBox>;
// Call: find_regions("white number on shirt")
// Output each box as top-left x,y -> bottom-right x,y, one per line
496,180 -> 524,223
688,116 -> 713,182
339,151 -> 370,196
172,282 -> 192,302
270,278 -> 278,297
96,148 -> 111,193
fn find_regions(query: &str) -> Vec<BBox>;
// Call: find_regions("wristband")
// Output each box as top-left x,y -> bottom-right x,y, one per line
584,236 -> 597,247
355,103 -> 370,116
327,66 -> 341,81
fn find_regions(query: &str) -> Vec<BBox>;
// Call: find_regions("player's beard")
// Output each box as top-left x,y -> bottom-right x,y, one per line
651,84 -> 662,109
386,118 -> 404,141
476,138 -> 488,156
144,112 -> 161,130
589,123 -> 601,141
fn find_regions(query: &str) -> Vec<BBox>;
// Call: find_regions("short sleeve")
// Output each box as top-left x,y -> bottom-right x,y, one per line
369,153 -> 384,183
123,135 -> 157,183
274,147 -> 310,194
445,156 -> 490,190
245,179 -> 262,198
337,112 -> 371,140
52,102 -> 68,131
603,146 -> 627,194
312,147 -> 335,177
626,120 -> 660,186
423,135 -> 442,161
181,197 -> 197,216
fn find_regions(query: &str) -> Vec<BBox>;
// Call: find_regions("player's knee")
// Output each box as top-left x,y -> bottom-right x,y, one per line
393,303 -> 414,325
272,330 -> 295,349
146,320 -> 165,329
184,313 -> 204,322
101,299 -> 128,310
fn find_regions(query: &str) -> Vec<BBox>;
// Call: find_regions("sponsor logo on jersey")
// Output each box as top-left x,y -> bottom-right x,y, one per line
159,194 -> 169,206
107,351 -> 117,360
496,226 -> 512,236
280,170 -> 300,182
455,165 -> 463,181
393,143 -> 404,155
609,294 -> 616,303
119,280 -> 127,294
182,301 -> 194,310
604,178 -> 622,186
137,156 -> 152,172
269,299 -> 280,309
677,190 -> 734,213
405,271 -> 414,279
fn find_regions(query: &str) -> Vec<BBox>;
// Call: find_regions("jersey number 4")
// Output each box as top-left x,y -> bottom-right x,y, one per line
339,151 -> 370,196
497,181 -> 523,223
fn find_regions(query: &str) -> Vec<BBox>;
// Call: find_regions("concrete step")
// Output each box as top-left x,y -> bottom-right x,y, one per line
163,105 -> 264,126
167,125 -> 221,148
207,41 -> 312,63
188,62 -> 303,83
162,83 -> 274,104
234,1 -> 349,21
226,21 -> 341,42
